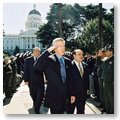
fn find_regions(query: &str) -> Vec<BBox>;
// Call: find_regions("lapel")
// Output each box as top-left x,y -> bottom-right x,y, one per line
73,61 -> 81,75
29,56 -> 34,64
28,57 -> 35,70
82,63 -> 85,78
73,61 -> 84,79
63,57 -> 67,70
54,55 -> 61,76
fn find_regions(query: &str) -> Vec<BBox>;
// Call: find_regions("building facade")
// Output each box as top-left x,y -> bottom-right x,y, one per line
3,4 -> 43,55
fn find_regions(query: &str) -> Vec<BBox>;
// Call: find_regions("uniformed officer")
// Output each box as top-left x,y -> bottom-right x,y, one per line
3,57 -> 13,98
10,56 -> 17,93
102,44 -> 114,114
97,48 -> 108,113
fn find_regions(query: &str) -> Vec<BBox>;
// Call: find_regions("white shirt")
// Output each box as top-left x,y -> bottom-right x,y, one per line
74,60 -> 84,75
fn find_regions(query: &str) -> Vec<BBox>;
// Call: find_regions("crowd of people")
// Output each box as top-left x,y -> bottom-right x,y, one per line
3,37 -> 114,114
3,51 -> 31,99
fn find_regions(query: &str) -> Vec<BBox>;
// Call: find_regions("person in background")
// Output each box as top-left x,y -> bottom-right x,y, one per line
23,47 -> 43,114
23,46 -> 56,114
84,52 -> 96,99
102,44 -> 114,114
3,57 -> 13,98
10,56 -> 17,93
97,48 -> 108,113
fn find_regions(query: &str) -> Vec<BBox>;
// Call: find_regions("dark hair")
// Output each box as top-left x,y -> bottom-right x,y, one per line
72,50 -> 76,55
72,49 -> 83,55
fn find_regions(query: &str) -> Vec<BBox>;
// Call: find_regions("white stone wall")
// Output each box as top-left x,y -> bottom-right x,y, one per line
25,14 -> 43,31
3,5 -> 43,55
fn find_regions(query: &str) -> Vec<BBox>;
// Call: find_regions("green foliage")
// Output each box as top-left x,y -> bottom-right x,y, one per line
36,23 -> 59,47
78,18 -> 114,52
36,3 -> 114,52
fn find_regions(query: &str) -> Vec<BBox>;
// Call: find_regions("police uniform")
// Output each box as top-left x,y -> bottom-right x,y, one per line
101,45 -> 114,114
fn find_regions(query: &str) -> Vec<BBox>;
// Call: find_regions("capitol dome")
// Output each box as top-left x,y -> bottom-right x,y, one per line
28,9 -> 41,15
28,4 -> 41,16
25,4 -> 43,32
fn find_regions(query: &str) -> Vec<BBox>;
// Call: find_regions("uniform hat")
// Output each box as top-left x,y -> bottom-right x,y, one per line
4,57 -> 11,64
10,55 -> 17,61
104,44 -> 114,51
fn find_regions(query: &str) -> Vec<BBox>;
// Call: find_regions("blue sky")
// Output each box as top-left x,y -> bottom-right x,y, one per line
3,3 -> 114,34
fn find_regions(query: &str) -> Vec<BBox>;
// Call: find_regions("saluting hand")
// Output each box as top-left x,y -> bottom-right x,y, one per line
47,45 -> 57,52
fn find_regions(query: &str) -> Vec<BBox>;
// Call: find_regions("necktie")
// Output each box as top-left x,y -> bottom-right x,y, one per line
34,57 -> 37,62
36,57 -> 38,61
59,57 -> 66,83
33,57 -> 37,66
78,63 -> 84,78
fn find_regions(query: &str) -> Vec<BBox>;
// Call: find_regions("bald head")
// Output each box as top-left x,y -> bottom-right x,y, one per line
33,47 -> 41,57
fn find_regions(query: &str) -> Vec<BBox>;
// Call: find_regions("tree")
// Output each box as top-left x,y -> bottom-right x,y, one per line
77,18 -> 113,53
36,3 -> 113,51
13,46 -> 20,55
36,3 -> 76,49
58,3 -> 63,37
36,23 -> 59,47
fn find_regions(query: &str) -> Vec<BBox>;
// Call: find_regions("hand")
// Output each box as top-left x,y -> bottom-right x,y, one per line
71,96 -> 75,104
24,82 -> 29,85
47,45 -> 57,52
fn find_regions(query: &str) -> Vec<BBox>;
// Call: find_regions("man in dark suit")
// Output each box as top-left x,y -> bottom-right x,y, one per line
23,47 -> 43,114
34,38 -> 76,114
23,47 -> 56,114
67,49 -> 89,114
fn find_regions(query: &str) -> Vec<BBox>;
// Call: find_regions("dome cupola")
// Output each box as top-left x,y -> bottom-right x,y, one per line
25,4 -> 43,31
28,4 -> 41,16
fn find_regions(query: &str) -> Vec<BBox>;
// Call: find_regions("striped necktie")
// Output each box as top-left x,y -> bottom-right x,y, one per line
78,63 -> 84,78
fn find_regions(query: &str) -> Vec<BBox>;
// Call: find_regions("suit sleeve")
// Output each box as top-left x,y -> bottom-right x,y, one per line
34,50 -> 51,72
68,61 -> 76,96
44,57 -> 63,90
23,59 -> 30,82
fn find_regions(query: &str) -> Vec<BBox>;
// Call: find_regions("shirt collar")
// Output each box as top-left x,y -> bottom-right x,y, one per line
56,54 -> 63,60
56,54 -> 65,64
33,56 -> 38,61
74,59 -> 82,67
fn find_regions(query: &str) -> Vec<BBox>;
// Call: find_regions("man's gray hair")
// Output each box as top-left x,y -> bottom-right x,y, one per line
33,47 -> 41,52
52,38 -> 65,45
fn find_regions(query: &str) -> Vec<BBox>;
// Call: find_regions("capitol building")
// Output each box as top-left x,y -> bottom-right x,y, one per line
3,4 -> 44,55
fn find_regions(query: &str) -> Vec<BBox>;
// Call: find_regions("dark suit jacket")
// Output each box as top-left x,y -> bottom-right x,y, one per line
23,56 -> 44,96
71,61 -> 89,100
35,53 -> 75,110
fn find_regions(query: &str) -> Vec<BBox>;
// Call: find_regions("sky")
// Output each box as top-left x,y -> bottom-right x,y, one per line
3,3 -> 114,34
3,3 -> 52,34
